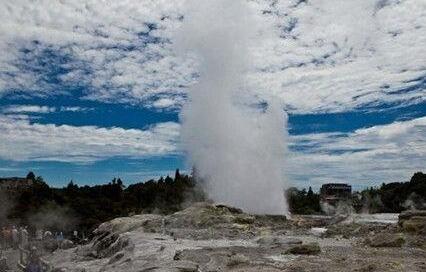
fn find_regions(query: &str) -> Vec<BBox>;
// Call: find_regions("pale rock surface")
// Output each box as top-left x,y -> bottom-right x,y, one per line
45,203 -> 426,272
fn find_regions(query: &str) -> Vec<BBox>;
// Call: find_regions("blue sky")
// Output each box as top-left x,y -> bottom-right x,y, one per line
0,0 -> 425,190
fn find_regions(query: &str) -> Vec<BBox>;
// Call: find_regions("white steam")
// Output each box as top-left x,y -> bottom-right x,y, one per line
176,0 -> 288,215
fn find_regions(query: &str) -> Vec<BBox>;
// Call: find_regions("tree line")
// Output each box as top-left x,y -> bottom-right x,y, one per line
1,170 -> 205,234
1,171 -> 424,233
286,172 -> 426,214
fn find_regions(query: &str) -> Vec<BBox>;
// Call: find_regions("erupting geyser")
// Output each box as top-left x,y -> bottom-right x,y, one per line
176,0 -> 289,215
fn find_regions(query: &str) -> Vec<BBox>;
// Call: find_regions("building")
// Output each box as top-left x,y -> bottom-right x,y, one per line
320,183 -> 352,206
0,177 -> 34,191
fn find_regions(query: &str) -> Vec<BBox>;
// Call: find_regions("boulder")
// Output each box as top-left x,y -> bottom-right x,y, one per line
94,214 -> 163,235
353,263 -> 377,272
227,253 -> 250,267
214,204 -> 243,214
108,251 -> 125,264
233,214 -> 255,224
43,238 -> 59,252
165,202 -> 251,228
398,210 -> 426,223
257,236 -> 302,248
399,210 -> 426,234
92,233 -> 134,258
284,242 -> 321,255
366,233 -> 405,247
89,214 -> 163,259
402,216 -> 426,234
61,239 -> 75,249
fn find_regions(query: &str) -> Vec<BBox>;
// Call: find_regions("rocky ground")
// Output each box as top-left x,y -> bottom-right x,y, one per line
44,203 -> 426,272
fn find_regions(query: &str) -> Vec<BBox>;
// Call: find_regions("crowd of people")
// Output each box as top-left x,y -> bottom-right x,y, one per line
0,226 -> 83,272
0,226 -> 29,250
0,226 -> 82,251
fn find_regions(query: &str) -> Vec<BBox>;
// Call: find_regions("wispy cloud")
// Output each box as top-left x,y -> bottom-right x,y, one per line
0,0 -> 192,109
152,98 -> 178,109
0,112 -> 424,186
2,105 -> 92,114
288,116 -> 426,187
0,115 -> 180,163
59,106 -> 92,112
0,167 -> 19,172
0,0 -> 424,112
2,105 -> 56,114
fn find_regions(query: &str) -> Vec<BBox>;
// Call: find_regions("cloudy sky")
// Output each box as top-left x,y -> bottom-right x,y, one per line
0,0 -> 425,189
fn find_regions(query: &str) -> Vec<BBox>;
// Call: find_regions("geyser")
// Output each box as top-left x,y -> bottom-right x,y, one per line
176,0 -> 288,215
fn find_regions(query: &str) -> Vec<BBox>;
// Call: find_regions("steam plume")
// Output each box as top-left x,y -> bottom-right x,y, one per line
176,0 -> 288,215
0,190 -> 13,224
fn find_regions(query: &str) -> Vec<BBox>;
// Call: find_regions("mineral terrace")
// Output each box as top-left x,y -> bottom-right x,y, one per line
46,203 -> 426,272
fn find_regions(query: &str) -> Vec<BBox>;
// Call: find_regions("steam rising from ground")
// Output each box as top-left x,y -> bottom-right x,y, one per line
0,191 -> 13,223
28,202 -> 78,231
176,0 -> 288,215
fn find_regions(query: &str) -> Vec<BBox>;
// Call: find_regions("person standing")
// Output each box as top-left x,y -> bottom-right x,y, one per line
56,232 -> 64,249
21,227 -> 29,250
4,227 -> 11,249
0,227 -> 5,249
36,229 -> 43,241
25,247 -> 42,272
73,230 -> 78,243
11,226 -> 18,250
43,230 -> 52,241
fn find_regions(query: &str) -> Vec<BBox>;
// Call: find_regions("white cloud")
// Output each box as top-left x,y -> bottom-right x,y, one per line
247,0 -> 426,113
0,115 -> 180,163
0,0 -> 192,108
287,117 -> 426,188
59,106 -> 92,112
1,105 -> 92,114
2,105 -> 56,114
151,97 -> 182,109
0,0 -> 424,187
0,111 -> 423,187
0,167 -> 19,172
0,0 -> 424,112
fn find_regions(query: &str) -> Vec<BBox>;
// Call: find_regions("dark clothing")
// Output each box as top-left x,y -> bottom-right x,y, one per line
26,251 -> 43,272
25,261 -> 42,272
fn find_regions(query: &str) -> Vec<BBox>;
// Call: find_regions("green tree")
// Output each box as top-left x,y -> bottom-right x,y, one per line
26,171 -> 36,181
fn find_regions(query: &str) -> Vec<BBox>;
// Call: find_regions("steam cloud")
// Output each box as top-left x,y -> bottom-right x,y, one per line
28,202 -> 78,232
0,190 -> 13,224
176,0 -> 288,215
